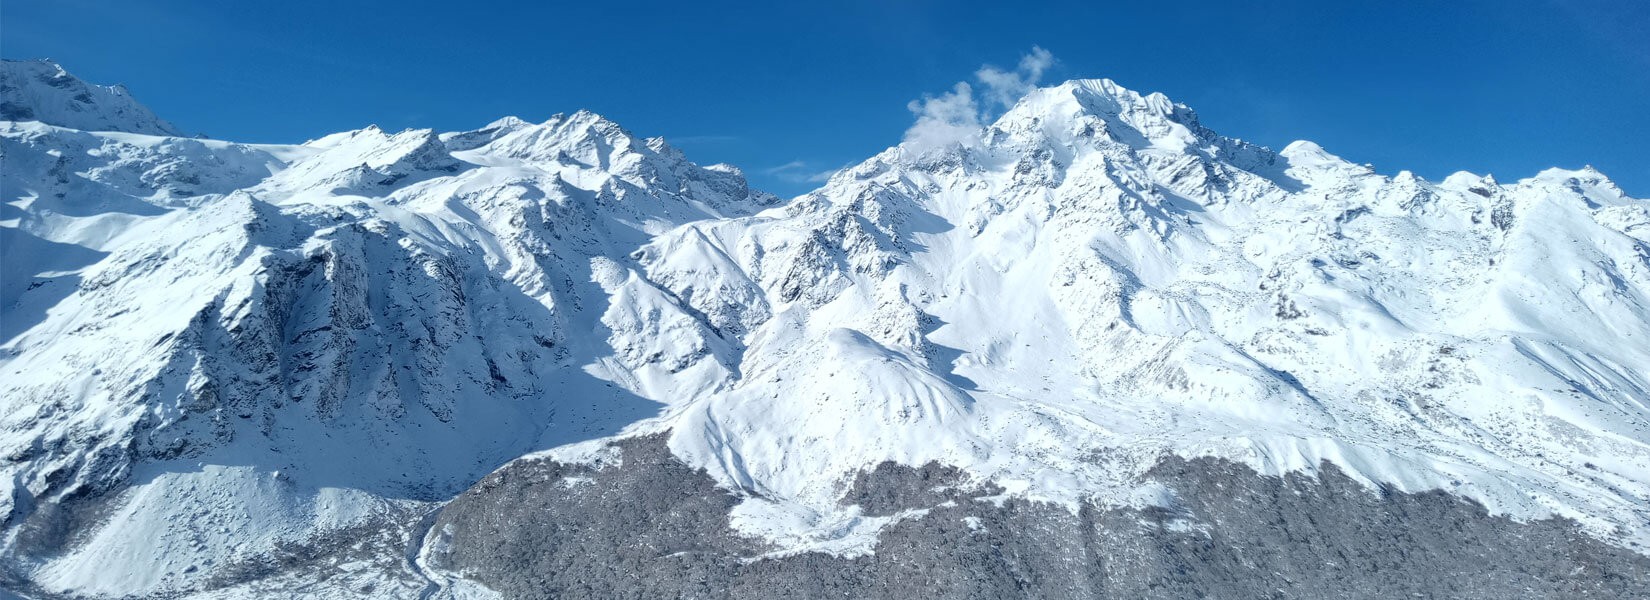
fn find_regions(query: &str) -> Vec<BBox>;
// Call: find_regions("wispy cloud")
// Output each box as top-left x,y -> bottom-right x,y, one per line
975,47 -> 1055,108
666,134 -> 742,146
763,160 -> 843,184
902,46 -> 1057,154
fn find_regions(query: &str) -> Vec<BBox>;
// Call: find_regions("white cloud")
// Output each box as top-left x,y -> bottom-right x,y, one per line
666,134 -> 741,145
901,47 -> 1057,155
764,160 -> 841,183
901,82 -> 983,154
975,46 -> 1054,108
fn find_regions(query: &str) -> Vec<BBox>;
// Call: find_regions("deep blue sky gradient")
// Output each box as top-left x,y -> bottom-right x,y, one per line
6,0 -> 1647,197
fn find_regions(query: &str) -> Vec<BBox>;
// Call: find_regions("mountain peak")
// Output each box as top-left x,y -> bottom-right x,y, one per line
1279,139 -> 1346,165
1030,78 -> 1194,122
1060,77 -> 1168,105
980,77 -> 1214,156
0,58 -> 182,136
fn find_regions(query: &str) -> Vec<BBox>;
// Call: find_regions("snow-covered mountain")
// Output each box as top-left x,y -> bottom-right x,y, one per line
0,59 -> 182,137
2,60 -> 1648,598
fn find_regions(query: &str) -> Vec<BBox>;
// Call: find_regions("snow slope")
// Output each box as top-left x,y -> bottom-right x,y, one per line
2,61 -> 1648,597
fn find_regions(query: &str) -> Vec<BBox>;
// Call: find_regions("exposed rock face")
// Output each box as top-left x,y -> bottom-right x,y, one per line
426,435 -> 1650,599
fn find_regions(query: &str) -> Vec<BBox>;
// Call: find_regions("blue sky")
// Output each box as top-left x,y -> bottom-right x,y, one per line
7,0 -> 1647,197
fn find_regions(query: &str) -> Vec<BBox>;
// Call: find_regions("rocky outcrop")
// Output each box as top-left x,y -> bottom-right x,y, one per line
426,434 -> 1650,599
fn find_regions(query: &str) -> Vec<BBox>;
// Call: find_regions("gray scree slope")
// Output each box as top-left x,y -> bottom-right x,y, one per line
424,434 -> 1650,599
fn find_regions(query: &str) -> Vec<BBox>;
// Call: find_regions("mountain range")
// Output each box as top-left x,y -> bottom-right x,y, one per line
2,58 -> 1648,599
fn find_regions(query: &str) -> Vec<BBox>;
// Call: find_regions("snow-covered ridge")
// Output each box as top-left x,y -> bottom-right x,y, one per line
0,59 -> 183,136
2,61 -> 1648,597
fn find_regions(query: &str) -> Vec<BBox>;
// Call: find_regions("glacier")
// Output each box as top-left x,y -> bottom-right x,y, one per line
1,58 -> 1648,598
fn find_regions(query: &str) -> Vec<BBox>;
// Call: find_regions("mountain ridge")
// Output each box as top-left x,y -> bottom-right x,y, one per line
0,58 -> 183,137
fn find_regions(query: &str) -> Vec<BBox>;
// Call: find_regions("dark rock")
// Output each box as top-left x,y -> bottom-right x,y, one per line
427,434 -> 1650,600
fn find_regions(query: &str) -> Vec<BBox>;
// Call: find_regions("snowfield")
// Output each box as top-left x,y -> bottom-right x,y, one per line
2,59 -> 1648,597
